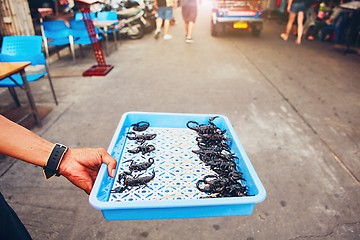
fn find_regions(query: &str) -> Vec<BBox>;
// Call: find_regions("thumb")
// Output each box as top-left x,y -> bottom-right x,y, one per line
98,148 -> 117,178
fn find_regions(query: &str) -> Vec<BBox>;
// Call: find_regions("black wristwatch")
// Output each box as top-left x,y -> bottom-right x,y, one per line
43,143 -> 68,179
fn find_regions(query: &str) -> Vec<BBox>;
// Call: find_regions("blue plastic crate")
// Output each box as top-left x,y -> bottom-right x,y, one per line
89,112 -> 266,220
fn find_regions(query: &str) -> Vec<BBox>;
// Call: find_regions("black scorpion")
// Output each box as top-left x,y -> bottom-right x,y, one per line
124,157 -> 155,171
197,141 -> 231,153
197,175 -> 249,197
188,116 -> 250,198
110,169 -> 156,193
126,132 -> 157,144
128,143 -> 155,155
196,175 -> 226,194
186,116 -> 226,135
131,121 -> 150,132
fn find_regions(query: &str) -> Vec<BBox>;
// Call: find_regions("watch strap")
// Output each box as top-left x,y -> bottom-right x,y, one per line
43,143 -> 68,179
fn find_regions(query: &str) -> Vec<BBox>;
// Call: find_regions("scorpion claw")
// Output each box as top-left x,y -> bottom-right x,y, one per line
131,121 -> 150,132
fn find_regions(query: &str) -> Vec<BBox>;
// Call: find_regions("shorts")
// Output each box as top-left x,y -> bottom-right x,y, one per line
290,2 -> 306,14
157,7 -> 173,20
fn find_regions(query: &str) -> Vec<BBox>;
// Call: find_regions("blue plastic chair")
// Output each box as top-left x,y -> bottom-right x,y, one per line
97,11 -> 118,22
0,36 -> 58,106
69,20 -> 103,57
97,11 -> 120,35
41,19 -> 76,61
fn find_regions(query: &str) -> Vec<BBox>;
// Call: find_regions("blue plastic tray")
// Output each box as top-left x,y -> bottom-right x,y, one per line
89,112 -> 266,220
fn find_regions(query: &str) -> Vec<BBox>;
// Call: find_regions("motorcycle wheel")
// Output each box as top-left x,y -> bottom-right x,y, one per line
127,20 -> 145,40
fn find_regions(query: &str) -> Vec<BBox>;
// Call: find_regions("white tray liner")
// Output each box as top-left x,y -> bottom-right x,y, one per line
109,127 -> 215,202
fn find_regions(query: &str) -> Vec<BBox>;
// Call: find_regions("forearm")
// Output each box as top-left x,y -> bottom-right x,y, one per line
0,115 -> 53,167
0,115 -> 117,194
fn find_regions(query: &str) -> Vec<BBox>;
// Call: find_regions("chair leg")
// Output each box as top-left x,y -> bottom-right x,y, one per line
53,46 -> 61,59
113,31 -> 118,50
69,36 -> 76,62
44,40 -> 50,59
8,87 -> 21,107
45,65 -> 58,105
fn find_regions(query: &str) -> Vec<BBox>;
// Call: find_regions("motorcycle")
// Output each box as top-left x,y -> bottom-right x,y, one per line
116,0 -> 146,40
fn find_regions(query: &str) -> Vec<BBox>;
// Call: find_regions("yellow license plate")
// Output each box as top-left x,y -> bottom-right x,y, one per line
233,22 -> 248,29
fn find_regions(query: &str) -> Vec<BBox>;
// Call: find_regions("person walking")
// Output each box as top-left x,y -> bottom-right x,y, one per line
181,0 -> 199,43
154,0 -> 178,40
280,0 -> 307,44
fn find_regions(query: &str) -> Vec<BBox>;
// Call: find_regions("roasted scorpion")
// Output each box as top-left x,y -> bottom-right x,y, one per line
211,165 -> 245,181
124,157 -> 155,171
131,121 -> 150,132
196,133 -> 230,142
197,142 -> 231,153
188,116 -> 249,198
196,175 -> 249,197
197,141 -> 231,153
187,116 -> 226,135
128,143 -> 155,155
196,175 -> 226,194
192,149 -> 238,162
126,132 -> 157,143
110,169 -> 156,193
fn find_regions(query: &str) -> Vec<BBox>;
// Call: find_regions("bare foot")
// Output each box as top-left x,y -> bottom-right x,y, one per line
307,35 -> 315,41
295,38 -> 301,45
280,33 -> 288,41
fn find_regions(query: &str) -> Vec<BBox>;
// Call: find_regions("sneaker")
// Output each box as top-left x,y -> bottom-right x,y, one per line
185,37 -> 194,43
163,34 -> 173,40
154,30 -> 161,39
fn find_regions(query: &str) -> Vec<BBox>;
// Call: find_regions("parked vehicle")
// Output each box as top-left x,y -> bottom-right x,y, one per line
99,0 -> 155,39
116,1 -> 145,39
211,0 -> 264,37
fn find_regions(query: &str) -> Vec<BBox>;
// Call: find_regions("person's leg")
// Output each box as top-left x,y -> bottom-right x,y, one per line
155,7 -> 165,38
163,7 -> 173,39
187,21 -> 194,37
156,18 -> 163,31
281,12 -> 296,40
154,8 -> 164,39
164,19 -> 170,35
296,11 -> 304,44
154,18 -> 163,39
184,21 -> 189,36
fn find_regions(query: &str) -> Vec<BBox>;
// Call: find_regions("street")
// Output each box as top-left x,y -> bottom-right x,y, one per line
0,1 -> 359,239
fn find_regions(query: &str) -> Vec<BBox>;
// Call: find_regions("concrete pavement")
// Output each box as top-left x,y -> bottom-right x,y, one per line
1,1 -> 359,239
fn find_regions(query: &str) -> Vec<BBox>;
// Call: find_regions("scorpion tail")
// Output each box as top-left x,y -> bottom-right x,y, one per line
208,116 -> 219,124
186,121 -> 199,130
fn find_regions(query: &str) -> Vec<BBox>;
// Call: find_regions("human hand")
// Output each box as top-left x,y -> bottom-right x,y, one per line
58,148 -> 117,194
